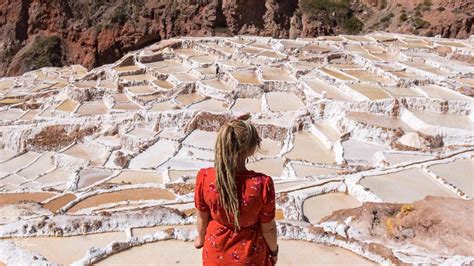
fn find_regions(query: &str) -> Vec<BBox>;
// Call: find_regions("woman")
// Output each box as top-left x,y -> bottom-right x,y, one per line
194,116 -> 278,265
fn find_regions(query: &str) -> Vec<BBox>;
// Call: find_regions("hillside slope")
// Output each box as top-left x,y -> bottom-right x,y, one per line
0,0 -> 472,76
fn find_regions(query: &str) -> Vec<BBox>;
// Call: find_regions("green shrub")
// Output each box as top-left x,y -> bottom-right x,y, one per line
300,0 -> 350,13
343,16 -> 363,34
110,7 -> 128,25
399,13 -> 408,22
412,17 -> 430,29
22,36 -> 64,71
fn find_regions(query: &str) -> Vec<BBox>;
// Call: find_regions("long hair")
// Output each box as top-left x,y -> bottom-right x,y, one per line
214,117 -> 261,229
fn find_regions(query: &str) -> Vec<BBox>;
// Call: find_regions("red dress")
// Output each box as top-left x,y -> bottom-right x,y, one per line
194,167 -> 276,266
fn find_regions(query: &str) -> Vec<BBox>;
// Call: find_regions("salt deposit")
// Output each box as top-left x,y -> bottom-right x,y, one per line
0,33 -> 473,265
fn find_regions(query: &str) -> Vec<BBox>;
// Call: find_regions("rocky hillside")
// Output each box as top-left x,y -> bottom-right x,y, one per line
1,0 -> 472,77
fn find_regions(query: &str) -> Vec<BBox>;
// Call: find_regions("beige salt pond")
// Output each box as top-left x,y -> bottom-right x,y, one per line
292,163 -> 343,178
0,109 -> 24,120
410,110 -> 474,131
265,92 -> 305,112
96,239 -> 373,265
320,67 -> 356,81
303,193 -> 361,224
342,139 -> 384,163
175,93 -> 205,106
285,132 -> 336,164
417,84 -> 471,101
55,99 -> 79,113
342,69 -> 391,83
304,79 -> 355,102
428,159 -> 473,197
261,67 -> 296,82
189,98 -> 228,112
96,240 -> 201,265
76,101 -> 109,116
201,79 -> 232,92
383,153 -> 433,165
63,143 -> 104,163
35,168 -> 71,184
256,138 -> 282,157
348,83 -> 391,100
229,70 -> 262,85
230,98 -> 262,113
150,101 -> 175,112
108,170 -> 163,184
360,168 -> 459,203
12,232 -> 126,265
248,158 -> 285,177
347,111 -> 413,131
68,188 -> 176,213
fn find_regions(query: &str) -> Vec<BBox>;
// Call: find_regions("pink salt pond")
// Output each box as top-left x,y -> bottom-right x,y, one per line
0,192 -> 56,206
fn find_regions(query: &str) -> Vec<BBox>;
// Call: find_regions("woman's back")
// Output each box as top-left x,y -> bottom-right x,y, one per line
195,167 -> 275,229
195,167 -> 276,264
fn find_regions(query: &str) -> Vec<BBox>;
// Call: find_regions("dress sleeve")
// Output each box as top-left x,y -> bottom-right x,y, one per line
259,175 -> 276,223
194,169 -> 210,212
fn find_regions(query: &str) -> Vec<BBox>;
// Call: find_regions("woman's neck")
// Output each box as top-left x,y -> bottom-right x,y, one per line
236,156 -> 248,172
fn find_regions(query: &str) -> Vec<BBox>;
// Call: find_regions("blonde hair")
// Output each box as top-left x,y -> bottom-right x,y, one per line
215,117 -> 261,229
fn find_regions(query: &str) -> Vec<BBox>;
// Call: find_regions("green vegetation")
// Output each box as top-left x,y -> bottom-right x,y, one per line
380,0 -> 388,9
343,16 -> 363,34
412,17 -> 430,29
300,0 -> 350,12
380,13 -> 394,23
399,13 -> 408,22
300,0 -> 364,34
22,36 -> 64,71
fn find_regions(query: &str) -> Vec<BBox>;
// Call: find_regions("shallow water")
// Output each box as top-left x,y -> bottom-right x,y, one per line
285,132 -> 335,164
303,193 -> 361,224
360,168 -> 459,203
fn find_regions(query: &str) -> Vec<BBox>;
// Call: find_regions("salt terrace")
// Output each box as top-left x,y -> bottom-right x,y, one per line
0,33 -> 473,265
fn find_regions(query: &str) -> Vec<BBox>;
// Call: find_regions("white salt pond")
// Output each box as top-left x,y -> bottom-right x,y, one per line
360,168 -> 460,203
303,193 -> 361,224
182,130 -> 217,150
129,139 -> 177,169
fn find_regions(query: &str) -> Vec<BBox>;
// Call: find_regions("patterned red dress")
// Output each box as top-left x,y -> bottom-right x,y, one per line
194,167 -> 276,266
